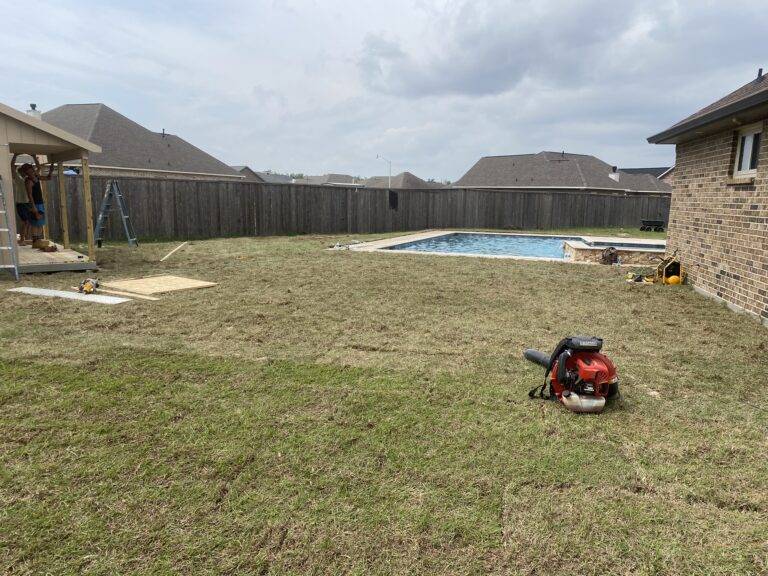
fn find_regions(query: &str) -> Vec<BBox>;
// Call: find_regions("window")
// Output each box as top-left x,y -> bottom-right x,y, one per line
733,123 -> 762,177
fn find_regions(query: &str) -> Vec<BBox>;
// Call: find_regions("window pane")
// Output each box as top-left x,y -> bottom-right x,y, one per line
738,135 -> 747,171
750,132 -> 761,170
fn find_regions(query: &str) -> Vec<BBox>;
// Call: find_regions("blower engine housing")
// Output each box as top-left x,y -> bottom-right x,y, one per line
524,336 -> 619,413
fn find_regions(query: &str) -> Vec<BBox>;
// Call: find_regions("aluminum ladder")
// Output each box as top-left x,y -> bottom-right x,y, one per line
94,180 -> 138,248
0,179 -> 20,280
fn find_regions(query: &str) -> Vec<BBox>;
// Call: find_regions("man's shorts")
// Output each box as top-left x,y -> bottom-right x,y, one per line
29,203 -> 46,227
16,203 -> 33,223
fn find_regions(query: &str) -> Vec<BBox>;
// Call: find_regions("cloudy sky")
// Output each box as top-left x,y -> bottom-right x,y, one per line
1,0 -> 765,181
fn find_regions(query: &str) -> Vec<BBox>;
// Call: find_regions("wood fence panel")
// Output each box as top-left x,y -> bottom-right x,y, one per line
42,177 -> 671,243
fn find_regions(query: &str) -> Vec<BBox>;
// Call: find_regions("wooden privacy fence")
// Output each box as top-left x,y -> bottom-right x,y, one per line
43,176 -> 671,242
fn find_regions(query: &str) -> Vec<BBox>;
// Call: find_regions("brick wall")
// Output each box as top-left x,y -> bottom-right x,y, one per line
668,118 -> 768,325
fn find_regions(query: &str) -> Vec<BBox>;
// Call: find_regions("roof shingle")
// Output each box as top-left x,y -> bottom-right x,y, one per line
42,104 -> 240,178
455,152 -> 671,192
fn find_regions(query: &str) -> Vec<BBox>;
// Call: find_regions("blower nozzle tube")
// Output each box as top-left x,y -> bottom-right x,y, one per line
523,349 -> 550,368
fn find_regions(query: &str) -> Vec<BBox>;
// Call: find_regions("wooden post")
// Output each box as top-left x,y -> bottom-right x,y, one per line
57,163 -> 70,249
0,144 -> 20,273
40,179 -> 50,239
81,154 -> 96,261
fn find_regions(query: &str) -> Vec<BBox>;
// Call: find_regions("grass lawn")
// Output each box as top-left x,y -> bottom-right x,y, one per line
1,229 -> 766,575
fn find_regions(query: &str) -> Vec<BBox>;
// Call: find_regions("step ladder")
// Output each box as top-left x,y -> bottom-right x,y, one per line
0,179 -> 20,280
94,180 -> 138,248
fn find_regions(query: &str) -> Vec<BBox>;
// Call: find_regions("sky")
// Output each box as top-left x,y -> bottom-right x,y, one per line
1,0 -> 766,181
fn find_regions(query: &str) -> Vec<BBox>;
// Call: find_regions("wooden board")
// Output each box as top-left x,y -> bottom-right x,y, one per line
102,274 -> 216,295
16,243 -> 97,273
8,287 -> 130,304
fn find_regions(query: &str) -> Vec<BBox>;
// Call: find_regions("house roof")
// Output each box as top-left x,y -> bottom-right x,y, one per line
42,104 -> 242,178
454,152 -> 671,192
619,167 -> 671,178
255,171 -> 293,184
230,166 -> 265,182
364,171 -> 440,189
295,174 -> 364,186
649,71 -> 768,144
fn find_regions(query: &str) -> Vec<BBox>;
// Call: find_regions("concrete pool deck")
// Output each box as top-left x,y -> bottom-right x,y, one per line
341,230 -> 666,264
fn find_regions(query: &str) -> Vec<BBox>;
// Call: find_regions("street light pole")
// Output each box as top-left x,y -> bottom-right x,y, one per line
376,154 -> 392,188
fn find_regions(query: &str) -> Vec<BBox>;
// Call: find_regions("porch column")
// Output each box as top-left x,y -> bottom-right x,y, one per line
57,163 -> 70,249
81,154 -> 96,261
0,144 -> 20,270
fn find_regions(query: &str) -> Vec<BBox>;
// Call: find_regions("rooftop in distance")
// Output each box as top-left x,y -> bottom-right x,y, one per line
454,151 -> 671,192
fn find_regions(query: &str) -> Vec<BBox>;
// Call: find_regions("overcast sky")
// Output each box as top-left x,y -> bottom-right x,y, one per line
1,0 -> 765,181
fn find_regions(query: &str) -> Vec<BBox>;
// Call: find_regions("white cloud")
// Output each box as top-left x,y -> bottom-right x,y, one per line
0,0 -> 765,180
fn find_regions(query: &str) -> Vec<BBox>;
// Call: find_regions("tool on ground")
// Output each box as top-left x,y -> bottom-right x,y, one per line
524,336 -> 619,414
655,251 -> 685,285
94,180 -> 138,248
78,277 -> 100,294
600,246 -> 619,265
0,179 -> 20,280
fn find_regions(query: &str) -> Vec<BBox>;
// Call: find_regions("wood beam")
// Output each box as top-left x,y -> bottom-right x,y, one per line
40,179 -> 50,239
57,163 -> 70,249
81,154 -> 96,261
0,145 -> 20,273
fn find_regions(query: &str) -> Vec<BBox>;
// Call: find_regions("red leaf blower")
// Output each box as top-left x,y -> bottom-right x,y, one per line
524,336 -> 619,413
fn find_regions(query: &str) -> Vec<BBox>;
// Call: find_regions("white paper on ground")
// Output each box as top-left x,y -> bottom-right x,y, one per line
7,287 -> 131,304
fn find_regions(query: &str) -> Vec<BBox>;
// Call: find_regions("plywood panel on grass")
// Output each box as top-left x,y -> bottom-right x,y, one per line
102,275 -> 217,295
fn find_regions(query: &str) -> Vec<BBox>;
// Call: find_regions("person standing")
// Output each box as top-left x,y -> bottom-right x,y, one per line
20,156 -> 56,251
10,154 -> 33,245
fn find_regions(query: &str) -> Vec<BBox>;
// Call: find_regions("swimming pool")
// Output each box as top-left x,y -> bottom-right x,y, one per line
386,232 -> 580,259
362,231 -> 666,261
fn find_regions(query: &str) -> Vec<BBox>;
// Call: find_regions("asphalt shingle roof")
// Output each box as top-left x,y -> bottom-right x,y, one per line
255,171 -> 293,184
619,167 -> 671,178
454,152 -> 671,192
649,71 -> 768,143
364,172 -> 440,189
668,74 -> 768,130
42,104 -> 240,177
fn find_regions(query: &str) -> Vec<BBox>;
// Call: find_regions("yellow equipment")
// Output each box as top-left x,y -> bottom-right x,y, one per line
78,278 -> 100,294
655,251 -> 686,285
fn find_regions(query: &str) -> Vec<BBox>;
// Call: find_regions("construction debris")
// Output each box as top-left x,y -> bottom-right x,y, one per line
8,287 -> 130,305
160,241 -> 189,262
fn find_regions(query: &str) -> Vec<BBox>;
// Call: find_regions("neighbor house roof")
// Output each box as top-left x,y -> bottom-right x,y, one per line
255,171 -> 293,184
365,171 -> 441,189
454,151 -> 671,192
649,70 -> 768,144
230,165 -> 264,181
295,174 -> 364,186
619,167 -> 671,178
42,104 -> 242,178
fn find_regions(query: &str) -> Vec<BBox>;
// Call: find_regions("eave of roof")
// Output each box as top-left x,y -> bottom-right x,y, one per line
648,87 -> 768,144
0,102 -> 101,154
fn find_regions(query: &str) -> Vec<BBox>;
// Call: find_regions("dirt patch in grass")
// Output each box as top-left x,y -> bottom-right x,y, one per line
1,231 -> 766,574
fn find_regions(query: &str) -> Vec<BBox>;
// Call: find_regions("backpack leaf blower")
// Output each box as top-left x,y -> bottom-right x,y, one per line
524,336 -> 619,414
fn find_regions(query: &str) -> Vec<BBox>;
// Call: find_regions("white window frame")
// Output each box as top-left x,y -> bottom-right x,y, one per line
733,122 -> 762,177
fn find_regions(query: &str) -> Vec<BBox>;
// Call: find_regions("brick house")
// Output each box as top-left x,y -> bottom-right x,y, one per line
649,70 -> 768,326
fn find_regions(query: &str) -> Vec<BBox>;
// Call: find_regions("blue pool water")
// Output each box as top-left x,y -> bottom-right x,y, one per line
386,233 -> 581,259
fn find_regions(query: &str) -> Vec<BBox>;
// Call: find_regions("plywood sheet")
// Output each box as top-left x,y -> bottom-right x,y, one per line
8,287 -> 130,304
102,275 -> 216,295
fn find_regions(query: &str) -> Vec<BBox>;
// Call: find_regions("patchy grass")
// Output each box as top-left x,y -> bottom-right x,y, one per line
1,229 -> 766,575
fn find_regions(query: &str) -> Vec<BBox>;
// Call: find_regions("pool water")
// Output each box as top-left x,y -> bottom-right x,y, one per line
386,233 -> 581,259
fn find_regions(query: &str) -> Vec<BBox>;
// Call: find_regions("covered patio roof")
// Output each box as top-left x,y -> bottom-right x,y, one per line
1,102 -> 103,274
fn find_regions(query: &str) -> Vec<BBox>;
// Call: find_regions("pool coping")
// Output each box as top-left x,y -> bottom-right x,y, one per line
340,230 -> 666,263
